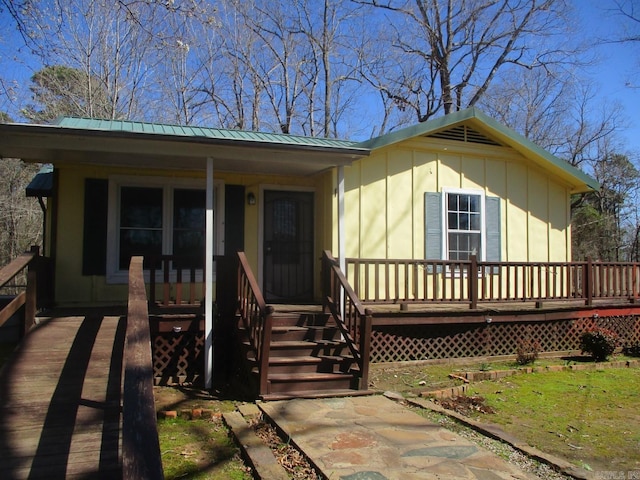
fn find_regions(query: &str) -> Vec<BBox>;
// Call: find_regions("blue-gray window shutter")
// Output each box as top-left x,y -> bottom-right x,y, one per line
425,192 -> 442,259
485,196 -> 501,262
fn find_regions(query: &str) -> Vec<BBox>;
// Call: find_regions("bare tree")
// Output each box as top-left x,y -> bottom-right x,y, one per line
187,0 -> 363,137
7,0 -> 193,121
572,151 -> 640,261
355,0 -> 581,125
610,0 -> 640,43
479,69 -> 625,168
292,0 -> 364,137
0,159 -> 42,266
193,0 -> 266,130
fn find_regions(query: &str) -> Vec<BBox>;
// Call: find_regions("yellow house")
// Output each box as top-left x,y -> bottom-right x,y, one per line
0,107 -> 598,388
2,107 -> 596,307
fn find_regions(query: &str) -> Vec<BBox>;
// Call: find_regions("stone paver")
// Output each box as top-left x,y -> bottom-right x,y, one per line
259,395 -> 539,480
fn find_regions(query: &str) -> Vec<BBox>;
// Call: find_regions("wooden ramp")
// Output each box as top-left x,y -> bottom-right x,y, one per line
0,309 -> 126,479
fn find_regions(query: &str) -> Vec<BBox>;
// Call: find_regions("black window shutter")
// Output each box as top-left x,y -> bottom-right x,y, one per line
82,179 -> 108,275
225,184 -> 245,253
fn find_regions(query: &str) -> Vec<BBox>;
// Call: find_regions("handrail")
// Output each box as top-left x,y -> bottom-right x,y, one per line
345,256 -> 640,308
0,246 -> 40,337
123,256 -> 164,479
237,252 -> 274,397
322,251 -> 371,390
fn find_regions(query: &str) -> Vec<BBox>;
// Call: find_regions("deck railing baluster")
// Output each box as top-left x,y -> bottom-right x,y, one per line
322,251 -> 371,390
0,246 -> 43,338
340,256 -> 640,309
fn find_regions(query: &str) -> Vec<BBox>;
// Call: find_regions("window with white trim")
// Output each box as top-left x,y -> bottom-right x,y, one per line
446,191 -> 483,261
107,176 -> 224,283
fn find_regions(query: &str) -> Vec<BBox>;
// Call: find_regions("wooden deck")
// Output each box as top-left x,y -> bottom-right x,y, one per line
0,308 -> 126,479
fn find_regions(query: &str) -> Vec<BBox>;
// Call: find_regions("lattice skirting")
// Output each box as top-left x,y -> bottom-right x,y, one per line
152,331 -> 204,385
369,314 -> 640,363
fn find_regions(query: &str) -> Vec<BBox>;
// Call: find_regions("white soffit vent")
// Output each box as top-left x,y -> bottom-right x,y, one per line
428,125 -> 502,146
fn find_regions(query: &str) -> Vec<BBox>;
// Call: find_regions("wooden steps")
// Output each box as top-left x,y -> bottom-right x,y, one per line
239,310 -> 364,399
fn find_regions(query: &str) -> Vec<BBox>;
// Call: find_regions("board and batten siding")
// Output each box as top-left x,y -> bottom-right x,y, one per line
341,137 -> 572,263
52,164 -> 327,305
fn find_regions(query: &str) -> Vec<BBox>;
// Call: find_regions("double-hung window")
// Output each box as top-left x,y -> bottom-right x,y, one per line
425,189 -> 500,263
446,191 -> 483,261
107,176 -> 224,283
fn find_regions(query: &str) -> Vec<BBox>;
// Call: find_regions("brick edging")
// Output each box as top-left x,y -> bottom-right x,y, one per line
422,359 -> 640,399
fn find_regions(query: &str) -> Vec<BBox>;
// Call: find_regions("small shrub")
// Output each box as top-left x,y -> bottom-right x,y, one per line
516,339 -> 540,365
579,327 -> 618,361
623,343 -> 640,357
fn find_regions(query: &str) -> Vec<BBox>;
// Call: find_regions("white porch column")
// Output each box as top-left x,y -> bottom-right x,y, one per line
204,157 -> 215,389
337,166 -> 346,272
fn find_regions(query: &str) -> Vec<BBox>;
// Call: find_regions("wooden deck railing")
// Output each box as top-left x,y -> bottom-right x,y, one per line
148,255 -> 204,308
237,251 -> 274,397
123,256 -> 164,479
322,251 -> 372,390
0,246 -> 41,337
346,256 -> 640,308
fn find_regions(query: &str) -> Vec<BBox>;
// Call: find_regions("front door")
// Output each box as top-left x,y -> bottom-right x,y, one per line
263,190 -> 314,303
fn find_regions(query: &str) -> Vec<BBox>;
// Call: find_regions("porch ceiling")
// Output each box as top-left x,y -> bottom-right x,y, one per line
0,123 -> 369,176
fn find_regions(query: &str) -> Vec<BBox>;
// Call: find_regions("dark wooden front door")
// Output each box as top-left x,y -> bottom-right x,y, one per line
263,190 -> 314,303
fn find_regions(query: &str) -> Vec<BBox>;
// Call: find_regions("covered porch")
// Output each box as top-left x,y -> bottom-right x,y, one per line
0,118 -> 370,391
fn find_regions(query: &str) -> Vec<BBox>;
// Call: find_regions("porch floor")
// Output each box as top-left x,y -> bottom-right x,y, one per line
0,307 -> 126,479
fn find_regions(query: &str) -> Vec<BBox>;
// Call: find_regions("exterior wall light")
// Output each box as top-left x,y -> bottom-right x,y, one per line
247,192 -> 256,205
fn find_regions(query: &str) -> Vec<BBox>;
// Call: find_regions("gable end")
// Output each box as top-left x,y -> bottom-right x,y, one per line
427,125 -> 501,147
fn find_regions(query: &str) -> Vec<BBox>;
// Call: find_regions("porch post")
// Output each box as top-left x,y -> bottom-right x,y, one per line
205,157 -> 215,389
337,166 -> 346,319
337,166 -> 346,272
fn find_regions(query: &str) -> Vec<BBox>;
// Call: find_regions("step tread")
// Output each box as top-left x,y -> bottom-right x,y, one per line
268,356 -> 323,364
318,354 -> 355,361
272,325 -> 337,331
268,372 -> 355,382
248,354 -> 355,366
260,389 -> 375,401
270,339 -> 343,347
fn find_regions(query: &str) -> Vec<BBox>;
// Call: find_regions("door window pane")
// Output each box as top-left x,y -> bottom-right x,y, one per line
272,199 -> 299,264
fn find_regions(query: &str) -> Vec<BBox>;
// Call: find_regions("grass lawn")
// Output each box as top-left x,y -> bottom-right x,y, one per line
154,387 -> 253,480
158,415 -> 252,480
465,367 -> 640,472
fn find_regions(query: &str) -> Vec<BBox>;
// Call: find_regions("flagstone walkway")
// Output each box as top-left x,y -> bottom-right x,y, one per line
259,395 -> 539,480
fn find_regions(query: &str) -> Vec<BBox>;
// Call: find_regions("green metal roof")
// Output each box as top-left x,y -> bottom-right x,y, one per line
6,112 -> 597,192
53,117 -> 362,151
358,107 -> 599,193
26,164 -> 54,197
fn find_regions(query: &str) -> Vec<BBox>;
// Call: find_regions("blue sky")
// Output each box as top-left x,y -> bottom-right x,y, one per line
579,0 -> 640,156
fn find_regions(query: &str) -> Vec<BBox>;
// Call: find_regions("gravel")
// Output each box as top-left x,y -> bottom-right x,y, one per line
413,406 -> 575,480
